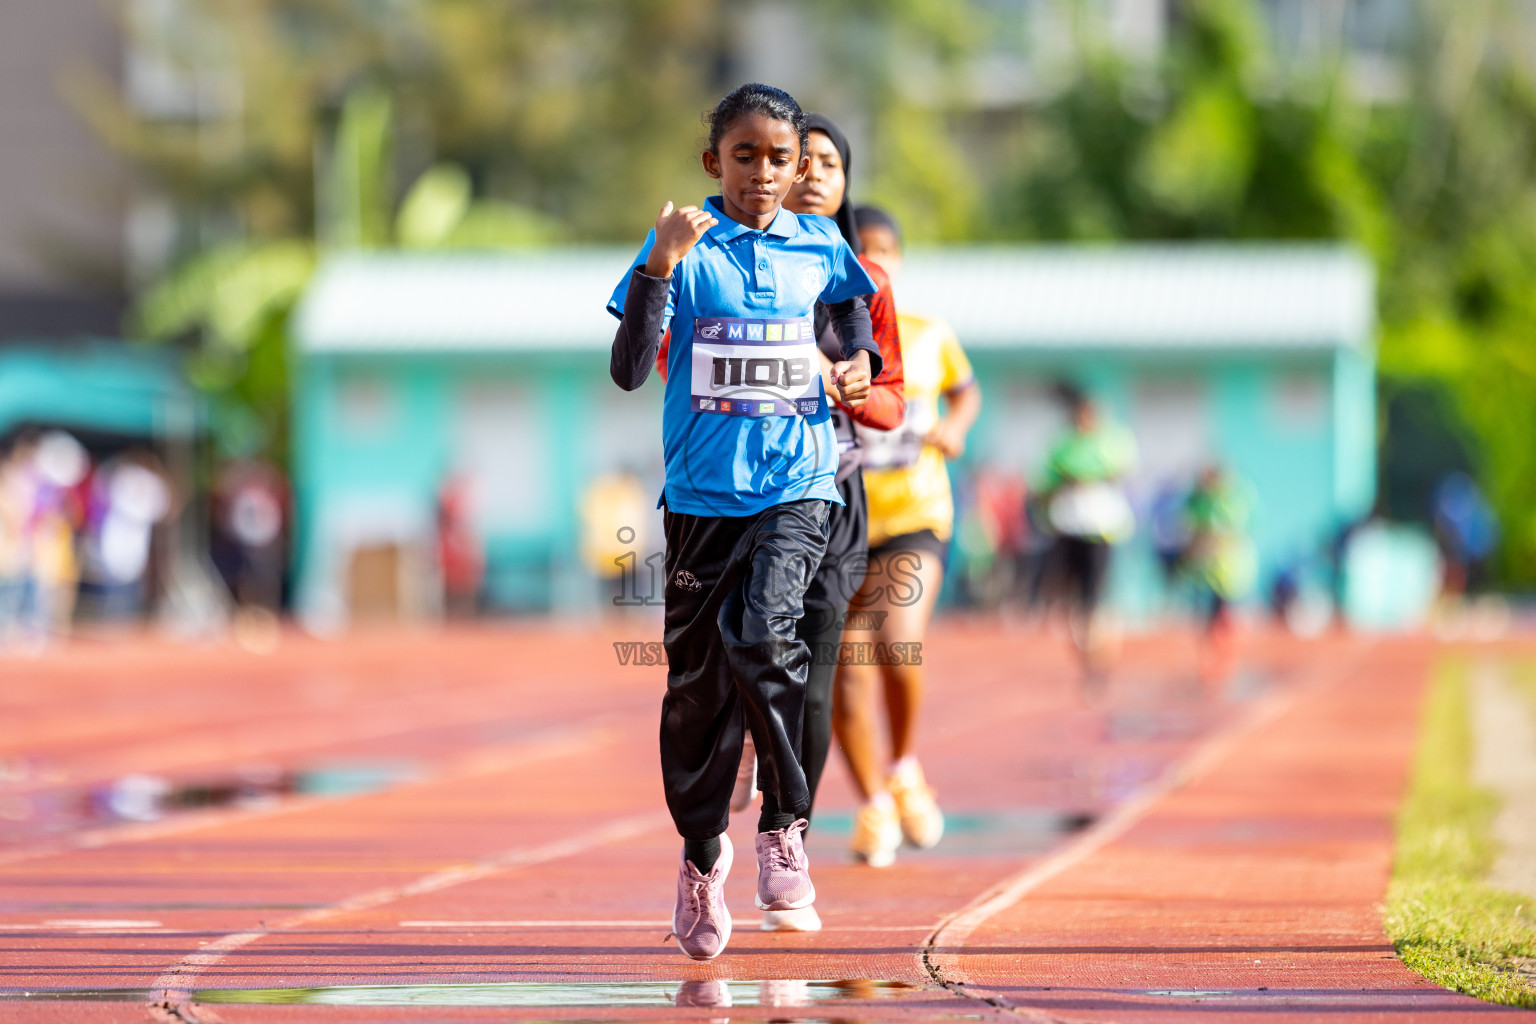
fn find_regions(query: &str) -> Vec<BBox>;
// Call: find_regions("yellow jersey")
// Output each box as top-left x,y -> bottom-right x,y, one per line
857,311 -> 974,547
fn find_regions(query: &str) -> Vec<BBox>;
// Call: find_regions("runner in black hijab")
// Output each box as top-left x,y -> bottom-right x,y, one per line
803,113 -> 861,255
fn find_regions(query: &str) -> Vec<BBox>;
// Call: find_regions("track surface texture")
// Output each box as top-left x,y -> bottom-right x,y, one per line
0,621 -> 1526,1021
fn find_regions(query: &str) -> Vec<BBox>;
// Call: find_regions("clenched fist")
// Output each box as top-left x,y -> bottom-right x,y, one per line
832,349 -> 871,409
643,202 -> 719,279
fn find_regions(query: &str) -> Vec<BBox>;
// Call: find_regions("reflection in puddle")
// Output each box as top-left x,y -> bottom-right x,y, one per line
0,979 -> 922,1008
0,760 -> 419,841
806,809 -> 1093,858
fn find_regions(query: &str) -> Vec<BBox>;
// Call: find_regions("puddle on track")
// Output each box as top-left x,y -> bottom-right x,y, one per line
806,809 -> 1094,858
0,760 -> 420,846
0,979 -> 927,1008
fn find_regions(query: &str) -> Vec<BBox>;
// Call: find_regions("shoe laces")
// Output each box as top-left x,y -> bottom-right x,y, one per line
677,861 -> 721,940
764,819 -> 808,872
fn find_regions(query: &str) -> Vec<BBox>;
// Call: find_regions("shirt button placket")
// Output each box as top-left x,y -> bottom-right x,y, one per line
755,238 -> 773,295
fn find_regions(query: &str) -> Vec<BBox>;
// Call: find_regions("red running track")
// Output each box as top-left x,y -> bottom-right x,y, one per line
0,621 -> 1525,1021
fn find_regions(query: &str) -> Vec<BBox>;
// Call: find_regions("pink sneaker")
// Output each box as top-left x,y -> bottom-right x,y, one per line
672,834 -> 733,960
754,819 -> 815,911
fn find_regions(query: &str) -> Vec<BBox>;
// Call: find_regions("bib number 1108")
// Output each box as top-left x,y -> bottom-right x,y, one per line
712,356 -> 813,389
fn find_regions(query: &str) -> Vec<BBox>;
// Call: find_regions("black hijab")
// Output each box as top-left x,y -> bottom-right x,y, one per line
804,113 -> 860,255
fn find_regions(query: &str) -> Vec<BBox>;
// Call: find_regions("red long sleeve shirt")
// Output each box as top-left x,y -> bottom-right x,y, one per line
848,256 -> 905,430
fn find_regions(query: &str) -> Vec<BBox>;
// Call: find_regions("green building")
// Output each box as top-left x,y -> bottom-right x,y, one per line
291,244 -> 1375,626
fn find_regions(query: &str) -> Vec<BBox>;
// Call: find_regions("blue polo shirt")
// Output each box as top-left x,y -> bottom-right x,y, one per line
607,195 -> 877,518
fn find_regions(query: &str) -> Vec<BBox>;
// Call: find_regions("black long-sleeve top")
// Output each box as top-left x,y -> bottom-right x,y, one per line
609,267 -> 880,391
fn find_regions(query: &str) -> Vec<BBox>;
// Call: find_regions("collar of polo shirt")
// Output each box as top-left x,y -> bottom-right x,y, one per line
702,194 -> 800,244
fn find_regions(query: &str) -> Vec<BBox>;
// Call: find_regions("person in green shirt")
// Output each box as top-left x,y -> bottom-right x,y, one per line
1038,387 -> 1137,687
1180,464 -> 1257,686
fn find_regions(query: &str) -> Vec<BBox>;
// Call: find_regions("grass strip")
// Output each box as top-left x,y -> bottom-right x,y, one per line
1384,659 -> 1536,1006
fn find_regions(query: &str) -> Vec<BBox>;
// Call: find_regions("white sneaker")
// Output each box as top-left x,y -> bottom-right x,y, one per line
761,904 -> 822,931
890,760 -> 945,849
849,800 -> 901,868
759,979 -> 812,1006
731,733 -> 759,812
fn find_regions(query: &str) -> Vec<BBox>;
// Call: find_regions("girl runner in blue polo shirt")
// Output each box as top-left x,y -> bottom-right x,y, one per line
607,83 -> 881,961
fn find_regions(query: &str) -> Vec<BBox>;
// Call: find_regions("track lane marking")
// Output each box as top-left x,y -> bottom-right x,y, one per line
917,653 -> 1335,1016
148,811 -> 670,1021
0,726 -> 612,869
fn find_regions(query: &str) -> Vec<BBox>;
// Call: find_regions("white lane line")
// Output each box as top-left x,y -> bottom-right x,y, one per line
0,919 -> 162,930
0,726 -> 610,869
397,920 -> 935,930
149,811 -> 670,1022
400,919 -> 667,928
919,666 -> 1314,998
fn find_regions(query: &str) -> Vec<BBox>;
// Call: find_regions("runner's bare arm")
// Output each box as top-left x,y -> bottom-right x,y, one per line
925,380 -> 982,459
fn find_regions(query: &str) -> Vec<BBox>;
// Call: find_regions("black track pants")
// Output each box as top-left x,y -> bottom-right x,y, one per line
660,498 -> 831,840
1055,535 -> 1112,610
781,470 -> 867,824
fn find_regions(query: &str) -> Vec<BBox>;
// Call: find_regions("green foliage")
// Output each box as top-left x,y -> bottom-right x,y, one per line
84,0 -> 981,461
1004,1 -> 1378,243
323,87 -> 395,249
996,0 -> 1536,582
132,238 -> 313,457
78,0 -> 749,248
1385,660 -> 1536,1007
397,164 -> 565,249
802,0 -> 984,240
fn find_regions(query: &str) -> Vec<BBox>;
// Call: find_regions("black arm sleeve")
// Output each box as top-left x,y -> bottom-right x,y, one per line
609,267 -> 670,391
828,296 -> 882,380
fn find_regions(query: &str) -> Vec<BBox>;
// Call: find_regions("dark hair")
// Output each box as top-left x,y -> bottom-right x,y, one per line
706,83 -> 808,157
1052,380 -> 1089,412
854,205 -> 903,248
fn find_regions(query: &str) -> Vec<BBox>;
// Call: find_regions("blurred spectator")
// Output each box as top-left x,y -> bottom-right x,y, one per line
208,458 -> 288,647
580,471 -> 651,606
1179,465 -> 1258,686
26,432 -> 91,648
1148,482 -> 1191,588
435,475 -> 483,618
1432,471 -> 1497,597
213,459 -> 288,610
1037,387 -> 1137,683
0,436 -> 37,649
951,466 -> 1028,610
82,453 -> 172,622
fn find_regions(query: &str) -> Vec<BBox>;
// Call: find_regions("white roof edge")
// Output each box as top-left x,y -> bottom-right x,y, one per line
295,243 -> 1375,355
